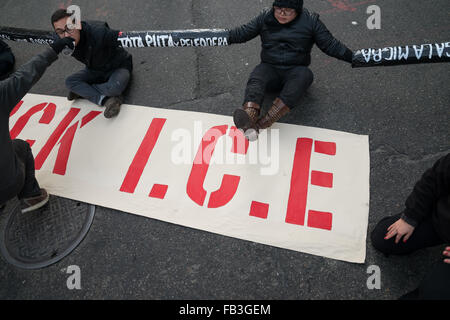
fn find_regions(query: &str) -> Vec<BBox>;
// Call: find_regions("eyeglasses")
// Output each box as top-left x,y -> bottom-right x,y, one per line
55,26 -> 76,36
273,6 -> 296,16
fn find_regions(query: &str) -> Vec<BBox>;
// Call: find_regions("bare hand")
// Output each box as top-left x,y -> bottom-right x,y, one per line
444,247 -> 450,264
385,218 -> 415,244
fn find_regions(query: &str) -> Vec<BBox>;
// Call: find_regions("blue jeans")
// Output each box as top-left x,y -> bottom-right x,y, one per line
65,68 -> 131,106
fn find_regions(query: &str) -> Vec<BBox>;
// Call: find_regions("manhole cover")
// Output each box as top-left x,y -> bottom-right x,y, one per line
0,196 -> 95,269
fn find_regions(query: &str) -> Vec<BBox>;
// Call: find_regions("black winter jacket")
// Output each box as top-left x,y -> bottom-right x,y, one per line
228,8 -> 353,66
0,48 -> 58,204
70,21 -> 133,73
402,153 -> 450,242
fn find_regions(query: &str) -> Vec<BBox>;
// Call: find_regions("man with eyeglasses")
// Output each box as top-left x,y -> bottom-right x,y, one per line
229,0 -> 354,141
51,8 -> 133,118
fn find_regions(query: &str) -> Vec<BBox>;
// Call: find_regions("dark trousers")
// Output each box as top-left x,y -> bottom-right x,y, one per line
65,68 -> 131,106
10,140 -> 41,201
371,211 -> 450,299
244,63 -> 314,108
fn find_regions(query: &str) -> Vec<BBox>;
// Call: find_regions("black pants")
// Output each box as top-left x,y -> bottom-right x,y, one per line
371,211 -> 450,299
10,140 -> 41,201
244,63 -> 314,108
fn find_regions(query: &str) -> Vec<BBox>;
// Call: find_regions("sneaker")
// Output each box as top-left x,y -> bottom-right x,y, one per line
67,91 -> 81,101
103,96 -> 123,119
21,188 -> 50,213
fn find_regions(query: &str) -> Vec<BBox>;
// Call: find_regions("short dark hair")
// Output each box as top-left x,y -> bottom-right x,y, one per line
51,9 -> 72,26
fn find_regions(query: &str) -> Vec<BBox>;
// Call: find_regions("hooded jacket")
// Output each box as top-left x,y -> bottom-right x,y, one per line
228,8 -> 353,66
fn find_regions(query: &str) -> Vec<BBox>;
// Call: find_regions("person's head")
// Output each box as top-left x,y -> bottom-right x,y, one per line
51,9 -> 82,45
272,0 -> 303,24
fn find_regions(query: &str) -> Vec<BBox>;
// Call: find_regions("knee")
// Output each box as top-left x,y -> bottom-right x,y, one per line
370,219 -> 392,254
65,74 -> 78,89
293,67 -> 314,85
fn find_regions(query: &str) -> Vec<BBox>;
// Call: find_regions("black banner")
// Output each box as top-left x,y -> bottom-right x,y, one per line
117,29 -> 229,48
352,41 -> 450,67
0,26 -> 55,45
0,26 -> 230,48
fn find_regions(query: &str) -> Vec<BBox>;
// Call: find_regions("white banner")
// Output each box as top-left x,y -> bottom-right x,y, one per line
9,94 -> 370,263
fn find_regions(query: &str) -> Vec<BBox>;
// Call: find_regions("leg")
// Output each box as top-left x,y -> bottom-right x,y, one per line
93,69 -> 131,118
278,66 -> 314,109
92,68 -> 131,98
371,213 -> 444,256
12,140 -> 49,213
65,69 -> 107,105
12,140 -> 41,199
234,64 -> 279,140
257,66 -> 314,130
400,261 -> 450,300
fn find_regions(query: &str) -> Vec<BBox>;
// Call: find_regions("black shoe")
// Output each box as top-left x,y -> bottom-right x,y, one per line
67,91 -> 81,101
103,96 -> 123,119
21,188 -> 50,213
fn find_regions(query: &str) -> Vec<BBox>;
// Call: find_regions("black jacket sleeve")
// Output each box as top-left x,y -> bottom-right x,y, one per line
312,14 -> 353,63
0,47 -> 57,116
228,10 -> 267,44
401,153 -> 450,227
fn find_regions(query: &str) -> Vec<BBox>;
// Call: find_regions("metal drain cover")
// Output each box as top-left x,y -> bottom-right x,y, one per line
0,196 -> 95,269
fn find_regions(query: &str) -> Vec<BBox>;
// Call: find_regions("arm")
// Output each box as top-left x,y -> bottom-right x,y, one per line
312,15 -> 353,63
104,28 -> 121,47
0,47 -> 58,116
228,10 -> 267,44
402,153 -> 450,226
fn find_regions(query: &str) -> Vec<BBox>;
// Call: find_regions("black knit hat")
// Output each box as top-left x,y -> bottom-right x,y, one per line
273,0 -> 303,12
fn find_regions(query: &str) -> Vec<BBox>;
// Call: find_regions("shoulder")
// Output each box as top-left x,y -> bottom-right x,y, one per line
301,8 -> 320,22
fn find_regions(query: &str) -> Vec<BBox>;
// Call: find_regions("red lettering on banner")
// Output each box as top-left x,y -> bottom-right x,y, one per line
52,111 -> 102,175
10,103 -> 56,139
53,122 -> 78,175
311,170 -> 333,188
80,111 -> 102,128
286,138 -> 336,231
149,184 -> 168,199
187,125 -> 245,208
250,201 -> 269,219
286,138 -> 313,226
35,108 -> 81,170
120,118 -> 167,193
9,101 -> 23,117
228,126 -> 249,155
314,140 -> 336,155
307,210 -> 333,231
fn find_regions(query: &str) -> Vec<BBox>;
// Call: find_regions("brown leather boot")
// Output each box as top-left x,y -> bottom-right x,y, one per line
233,102 -> 261,132
257,98 -> 290,130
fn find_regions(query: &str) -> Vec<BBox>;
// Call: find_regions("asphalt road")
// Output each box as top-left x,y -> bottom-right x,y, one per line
0,0 -> 449,300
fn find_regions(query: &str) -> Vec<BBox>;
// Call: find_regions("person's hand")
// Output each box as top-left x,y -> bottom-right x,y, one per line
385,218 -> 415,244
50,37 -> 75,55
444,247 -> 450,264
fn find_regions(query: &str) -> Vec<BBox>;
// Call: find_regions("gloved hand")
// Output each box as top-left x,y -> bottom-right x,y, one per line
50,37 -> 75,55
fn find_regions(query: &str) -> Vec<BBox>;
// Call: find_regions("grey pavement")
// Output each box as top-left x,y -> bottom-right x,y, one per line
0,0 -> 449,299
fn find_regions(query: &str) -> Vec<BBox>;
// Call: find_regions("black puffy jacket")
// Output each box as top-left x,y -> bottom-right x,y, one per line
228,8 -> 353,66
70,21 -> 133,73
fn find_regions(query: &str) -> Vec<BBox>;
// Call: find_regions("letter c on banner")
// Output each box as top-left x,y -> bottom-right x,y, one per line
186,125 -> 246,208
